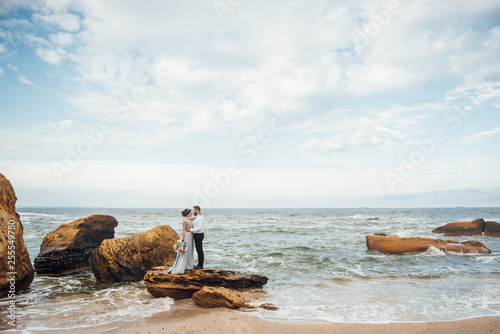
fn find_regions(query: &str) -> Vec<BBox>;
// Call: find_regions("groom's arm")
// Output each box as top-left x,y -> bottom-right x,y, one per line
190,216 -> 204,233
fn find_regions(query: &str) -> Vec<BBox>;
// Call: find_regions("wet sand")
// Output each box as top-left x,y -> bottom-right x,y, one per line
37,299 -> 500,334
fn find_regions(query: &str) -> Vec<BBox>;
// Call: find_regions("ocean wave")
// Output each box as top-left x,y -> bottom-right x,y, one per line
12,282 -> 173,331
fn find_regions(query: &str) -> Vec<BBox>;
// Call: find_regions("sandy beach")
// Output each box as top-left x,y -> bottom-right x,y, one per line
34,299 -> 497,334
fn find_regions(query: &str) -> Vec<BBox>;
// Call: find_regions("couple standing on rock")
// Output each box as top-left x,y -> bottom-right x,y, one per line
169,205 -> 206,274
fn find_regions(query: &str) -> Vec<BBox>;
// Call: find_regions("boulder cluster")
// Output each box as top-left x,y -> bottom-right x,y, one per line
144,267 -> 271,310
366,218 -> 499,255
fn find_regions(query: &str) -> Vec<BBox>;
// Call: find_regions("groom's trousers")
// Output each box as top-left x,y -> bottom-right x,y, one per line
193,233 -> 204,267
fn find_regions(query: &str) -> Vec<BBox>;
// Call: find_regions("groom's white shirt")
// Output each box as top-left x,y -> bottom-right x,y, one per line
191,214 -> 206,234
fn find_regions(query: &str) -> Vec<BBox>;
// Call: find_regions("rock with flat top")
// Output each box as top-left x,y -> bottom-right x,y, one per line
34,215 -> 118,276
143,268 -> 268,300
366,235 -> 491,255
0,174 -> 34,296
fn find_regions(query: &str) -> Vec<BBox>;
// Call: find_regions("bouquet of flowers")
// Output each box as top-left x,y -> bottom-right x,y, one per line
173,239 -> 187,253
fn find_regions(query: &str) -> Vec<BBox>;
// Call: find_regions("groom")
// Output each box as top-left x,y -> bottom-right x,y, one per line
190,205 -> 205,269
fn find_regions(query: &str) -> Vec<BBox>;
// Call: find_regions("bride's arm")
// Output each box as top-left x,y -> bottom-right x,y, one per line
181,221 -> 186,240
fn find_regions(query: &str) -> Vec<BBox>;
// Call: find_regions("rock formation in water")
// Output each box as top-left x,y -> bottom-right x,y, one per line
34,215 -> 118,276
432,218 -> 500,236
432,218 -> 486,236
89,225 -> 179,282
366,235 -> 491,255
143,267 -> 268,300
484,221 -> 500,237
0,173 -> 34,296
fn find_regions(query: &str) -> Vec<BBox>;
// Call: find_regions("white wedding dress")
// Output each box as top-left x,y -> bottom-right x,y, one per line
169,219 -> 194,274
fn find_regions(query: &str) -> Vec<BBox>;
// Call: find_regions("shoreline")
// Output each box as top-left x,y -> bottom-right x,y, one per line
33,299 -> 499,334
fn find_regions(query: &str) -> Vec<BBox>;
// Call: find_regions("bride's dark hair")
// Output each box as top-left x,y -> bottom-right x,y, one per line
181,208 -> 192,217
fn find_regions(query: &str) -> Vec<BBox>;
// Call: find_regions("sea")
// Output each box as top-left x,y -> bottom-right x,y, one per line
1,207 -> 500,332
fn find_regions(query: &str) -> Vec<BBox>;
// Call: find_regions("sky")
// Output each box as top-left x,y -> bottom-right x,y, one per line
1,0 -> 500,208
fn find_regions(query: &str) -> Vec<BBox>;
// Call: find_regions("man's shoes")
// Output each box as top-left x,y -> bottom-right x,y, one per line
194,265 -> 203,269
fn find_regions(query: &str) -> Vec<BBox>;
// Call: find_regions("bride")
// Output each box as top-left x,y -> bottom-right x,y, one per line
169,208 -> 195,274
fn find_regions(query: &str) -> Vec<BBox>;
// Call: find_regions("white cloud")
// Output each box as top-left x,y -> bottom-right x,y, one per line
49,32 -> 75,46
7,63 -> 18,71
484,26 -> 500,49
40,119 -> 74,130
50,0 -> 499,135
0,67 -> 5,76
0,119 -> 183,161
0,43 -> 5,53
18,74 -> 34,86
35,47 -> 66,65
302,127 -> 406,153
33,13 -> 80,32
0,0 -> 37,15
297,104 -> 430,152
25,35 -> 51,47
460,127 -> 500,144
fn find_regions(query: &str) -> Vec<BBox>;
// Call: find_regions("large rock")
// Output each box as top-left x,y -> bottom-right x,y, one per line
144,268 -> 268,300
484,221 -> 500,237
34,215 -> 118,276
0,174 -> 34,296
366,235 -> 491,255
432,218 -> 485,236
192,286 -> 253,309
89,225 -> 179,282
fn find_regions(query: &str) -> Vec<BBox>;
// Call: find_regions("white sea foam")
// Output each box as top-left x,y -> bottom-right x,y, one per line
476,256 -> 500,264
421,246 -> 447,256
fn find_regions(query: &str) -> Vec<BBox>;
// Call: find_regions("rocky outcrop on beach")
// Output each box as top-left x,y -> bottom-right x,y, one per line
34,215 -> 118,276
89,225 -> 179,283
0,174 -> 34,296
143,268 -> 268,300
432,218 -> 500,236
366,235 -> 491,255
192,286 -> 254,309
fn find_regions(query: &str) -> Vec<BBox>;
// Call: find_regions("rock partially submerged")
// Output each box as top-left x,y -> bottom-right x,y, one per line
89,225 -> 179,283
260,303 -> 279,310
432,218 -> 500,237
143,268 -> 268,300
432,218 -> 486,236
485,221 -> 500,237
34,215 -> 118,276
0,174 -> 34,296
366,235 -> 491,255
